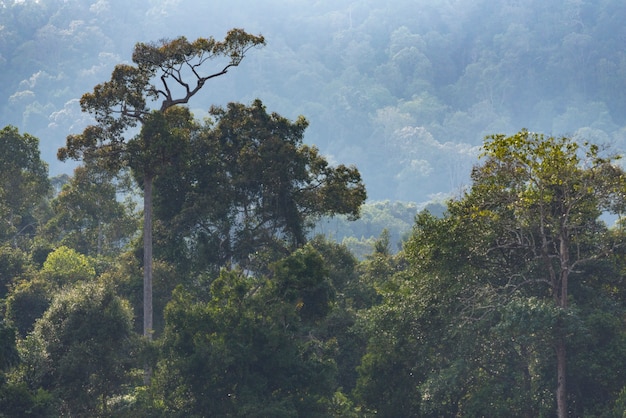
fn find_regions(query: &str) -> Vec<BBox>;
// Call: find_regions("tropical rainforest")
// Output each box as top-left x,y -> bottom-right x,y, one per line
2,0 -> 626,417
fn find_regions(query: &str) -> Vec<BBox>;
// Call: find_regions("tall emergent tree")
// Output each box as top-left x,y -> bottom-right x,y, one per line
405,130 -> 626,416
473,131 -> 626,417
58,30 -> 265,342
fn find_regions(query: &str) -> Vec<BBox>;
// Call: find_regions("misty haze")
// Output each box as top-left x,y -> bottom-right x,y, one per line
4,0 -> 625,203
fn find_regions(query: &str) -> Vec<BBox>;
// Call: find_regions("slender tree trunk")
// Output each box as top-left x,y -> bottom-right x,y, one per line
519,343 -> 534,418
143,173 -> 153,339
556,336 -> 567,418
556,233 -> 569,418
143,174 -> 153,385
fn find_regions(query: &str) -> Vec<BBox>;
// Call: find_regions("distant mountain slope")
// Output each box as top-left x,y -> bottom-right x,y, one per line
2,0 -> 626,203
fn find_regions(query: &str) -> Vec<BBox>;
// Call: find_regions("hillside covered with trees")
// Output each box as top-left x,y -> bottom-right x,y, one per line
2,0 -> 626,203
2,1 -> 626,417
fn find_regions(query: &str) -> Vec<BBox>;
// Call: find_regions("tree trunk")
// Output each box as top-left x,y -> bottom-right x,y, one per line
556,233 -> 569,418
143,174 -> 153,385
519,343 -> 535,418
143,173 -> 153,339
556,336 -> 567,418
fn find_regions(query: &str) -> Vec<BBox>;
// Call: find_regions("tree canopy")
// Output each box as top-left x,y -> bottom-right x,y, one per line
57,29 -> 266,169
152,99 -> 367,275
0,125 -> 50,247
2,123 -> 626,416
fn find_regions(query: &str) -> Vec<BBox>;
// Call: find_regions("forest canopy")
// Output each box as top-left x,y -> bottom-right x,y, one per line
1,125 -> 625,416
2,1 -> 626,416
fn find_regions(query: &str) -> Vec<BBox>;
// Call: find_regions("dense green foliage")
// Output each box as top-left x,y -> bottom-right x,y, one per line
2,2 -> 626,415
25,282 -> 136,416
0,125 -> 50,249
355,132 -> 626,417
152,99 -> 366,276
1,122 -> 625,416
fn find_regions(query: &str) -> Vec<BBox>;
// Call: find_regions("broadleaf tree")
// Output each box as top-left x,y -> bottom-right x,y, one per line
392,130 -> 626,416
26,282 -> 136,416
473,130 -> 626,417
0,126 -> 50,248
152,99 -> 367,276
150,247 -> 340,417
57,30 -> 265,347
43,164 -> 138,258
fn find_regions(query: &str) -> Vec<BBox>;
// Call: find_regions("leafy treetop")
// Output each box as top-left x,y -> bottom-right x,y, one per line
57,29 -> 265,168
